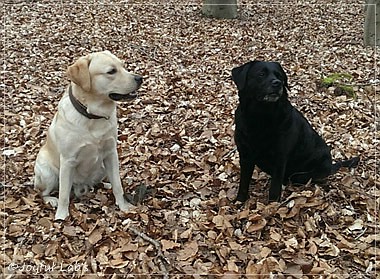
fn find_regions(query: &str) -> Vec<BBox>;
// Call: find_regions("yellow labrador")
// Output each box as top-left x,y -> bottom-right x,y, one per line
34,51 -> 142,220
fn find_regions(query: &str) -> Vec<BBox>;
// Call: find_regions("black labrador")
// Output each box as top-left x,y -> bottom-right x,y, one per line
232,60 -> 359,202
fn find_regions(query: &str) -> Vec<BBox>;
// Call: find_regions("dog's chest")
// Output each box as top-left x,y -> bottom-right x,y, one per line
239,117 -> 282,145
77,124 -> 116,160
235,110 -> 288,172
70,120 -> 117,173
88,119 -> 117,138
74,136 -> 115,181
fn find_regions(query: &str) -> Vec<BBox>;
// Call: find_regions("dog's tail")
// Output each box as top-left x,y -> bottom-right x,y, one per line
331,156 -> 360,175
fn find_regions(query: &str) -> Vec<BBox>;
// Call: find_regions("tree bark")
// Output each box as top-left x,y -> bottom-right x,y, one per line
202,0 -> 237,19
364,0 -> 380,46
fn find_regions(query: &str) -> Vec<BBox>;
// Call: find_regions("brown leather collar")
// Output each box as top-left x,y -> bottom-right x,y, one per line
68,85 -> 108,120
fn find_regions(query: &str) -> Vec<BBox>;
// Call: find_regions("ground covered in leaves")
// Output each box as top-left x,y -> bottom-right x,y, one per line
1,1 -> 379,278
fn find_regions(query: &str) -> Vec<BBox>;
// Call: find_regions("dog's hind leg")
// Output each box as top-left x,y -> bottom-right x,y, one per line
331,157 -> 360,174
73,184 -> 90,198
289,165 -> 330,186
34,161 -> 59,208
43,196 -> 59,208
287,171 -> 312,185
103,182 -> 112,189
98,165 -> 112,189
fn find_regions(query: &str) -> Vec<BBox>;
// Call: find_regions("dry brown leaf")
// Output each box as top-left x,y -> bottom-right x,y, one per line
62,225 -> 78,237
37,217 -> 52,230
284,264 -> 303,278
260,247 -> 271,259
2,2 -> 377,277
161,239 -> 181,251
270,228 -> 282,242
31,244 -> 45,255
88,229 -> 103,245
177,241 -> 198,261
226,260 -> 239,273
362,234 -> 380,243
21,196 -> 38,207
45,242 -> 58,257
246,260 -> 259,279
246,215 -> 267,233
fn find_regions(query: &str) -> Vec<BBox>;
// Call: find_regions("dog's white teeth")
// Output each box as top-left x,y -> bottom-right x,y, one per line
264,94 -> 280,102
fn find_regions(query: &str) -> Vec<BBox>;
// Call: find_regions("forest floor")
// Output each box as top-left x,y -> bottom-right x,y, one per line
2,1 -> 379,278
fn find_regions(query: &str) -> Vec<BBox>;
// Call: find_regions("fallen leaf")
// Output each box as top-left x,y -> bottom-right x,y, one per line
63,225 -> 77,237
88,229 -> 103,245
2,3 -> 377,278
161,239 -> 181,251
177,241 -> 198,261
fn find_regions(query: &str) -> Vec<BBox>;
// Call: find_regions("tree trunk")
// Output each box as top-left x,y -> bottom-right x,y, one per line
202,0 -> 237,19
364,0 -> 380,46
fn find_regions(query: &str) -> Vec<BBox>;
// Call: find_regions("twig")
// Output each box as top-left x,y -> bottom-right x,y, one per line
222,147 -> 237,159
130,44 -> 160,63
354,227 -> 368,240
123,219 -> 170,278
341,81 -> 380,87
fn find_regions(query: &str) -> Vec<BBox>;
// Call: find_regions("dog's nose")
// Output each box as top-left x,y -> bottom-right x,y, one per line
272,79 -> 282,87
134,75 -> 143,86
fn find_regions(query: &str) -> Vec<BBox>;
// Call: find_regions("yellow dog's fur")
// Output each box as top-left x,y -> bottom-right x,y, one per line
34,51 -> 142,220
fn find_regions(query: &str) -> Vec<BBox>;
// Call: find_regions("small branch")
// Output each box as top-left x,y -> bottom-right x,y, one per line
341,81 -> 379,87
332,40 -> 362,46
123,219 -> 170,278
130,44 -> 160,63
354,227 -> 368,240
222,147 -> 237,160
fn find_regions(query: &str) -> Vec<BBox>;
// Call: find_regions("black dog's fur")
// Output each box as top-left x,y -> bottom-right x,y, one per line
232,61 -> 359,202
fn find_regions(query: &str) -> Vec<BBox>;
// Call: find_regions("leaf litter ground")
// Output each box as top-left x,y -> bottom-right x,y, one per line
1,1 -> 379,278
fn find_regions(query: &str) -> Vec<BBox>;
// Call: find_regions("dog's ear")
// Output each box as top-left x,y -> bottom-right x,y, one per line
232,63 -> 250,91
66,55 -> 91,92
275,62 -> 290,91
232,61 -> 258,91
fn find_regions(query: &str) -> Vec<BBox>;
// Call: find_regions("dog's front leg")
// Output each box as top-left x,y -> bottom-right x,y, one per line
236,159 -> 255,202
104,151 -> 133,212
55,157 -> 74,220
268,158 -> 287,202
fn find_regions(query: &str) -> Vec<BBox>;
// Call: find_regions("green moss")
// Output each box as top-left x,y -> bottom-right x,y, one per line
336,84 -> 356,99
319,72 -> 356,99
321,73 -> 353,87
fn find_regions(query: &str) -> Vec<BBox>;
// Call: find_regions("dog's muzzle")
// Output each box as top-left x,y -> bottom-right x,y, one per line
263,93 -> 282,102
109,75 -> 143,101
109,92 -> 138,101
262,83 -> 283,102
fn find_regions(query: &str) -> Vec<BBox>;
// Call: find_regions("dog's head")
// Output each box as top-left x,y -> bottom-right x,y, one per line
66,50 -> 143,102
232,60 -> 289,103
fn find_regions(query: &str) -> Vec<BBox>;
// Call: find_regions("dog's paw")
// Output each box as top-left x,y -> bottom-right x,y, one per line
235,193 -> 248,203
117,199 -> 136,212
268,195 -> 281,203
103,182 -> 112,190
43,196 -> 59,208
73,184 -> 89,198
55,208 -> 69,220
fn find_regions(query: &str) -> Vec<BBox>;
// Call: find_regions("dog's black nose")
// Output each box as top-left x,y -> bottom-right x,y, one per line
272,80 -> 282,87
135,75 -> 143,85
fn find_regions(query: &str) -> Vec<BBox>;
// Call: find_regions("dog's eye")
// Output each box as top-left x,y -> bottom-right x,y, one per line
107,68 -> 117,75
